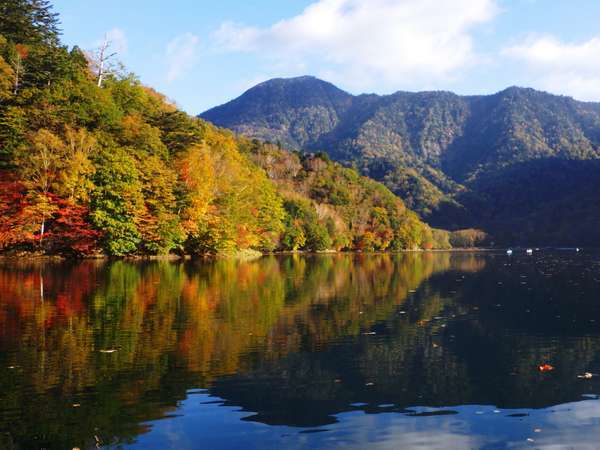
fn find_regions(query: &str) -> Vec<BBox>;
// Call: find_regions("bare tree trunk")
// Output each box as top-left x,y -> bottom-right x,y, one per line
12,54 -> 22,95
39,219 -> 45,245
96,35 -> 116,88
97,46 -> 104,87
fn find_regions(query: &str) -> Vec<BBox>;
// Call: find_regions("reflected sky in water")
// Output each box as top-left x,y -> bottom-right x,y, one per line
132,395 -> 600,450
1,252 -> 600,449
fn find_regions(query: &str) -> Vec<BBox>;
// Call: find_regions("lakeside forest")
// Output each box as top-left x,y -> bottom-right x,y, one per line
0,0 -> 466,258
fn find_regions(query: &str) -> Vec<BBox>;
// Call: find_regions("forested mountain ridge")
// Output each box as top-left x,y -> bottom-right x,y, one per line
201,77 -> 600,245
0,1 -> 441,256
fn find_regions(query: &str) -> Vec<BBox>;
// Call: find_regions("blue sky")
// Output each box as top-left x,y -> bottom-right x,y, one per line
53,0 -> 600,114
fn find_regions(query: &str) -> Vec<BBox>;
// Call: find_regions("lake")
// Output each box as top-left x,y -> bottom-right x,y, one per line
1,252 -> 600,449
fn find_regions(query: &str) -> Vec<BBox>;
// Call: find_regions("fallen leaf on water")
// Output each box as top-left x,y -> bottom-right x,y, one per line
538,364 -> 554,372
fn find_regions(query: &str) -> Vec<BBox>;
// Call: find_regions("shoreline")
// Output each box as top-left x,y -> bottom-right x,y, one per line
0,247 -> 519,262
0,247 -> 591,262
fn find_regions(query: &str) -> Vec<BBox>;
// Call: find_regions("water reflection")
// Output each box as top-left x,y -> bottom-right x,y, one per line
0,252 -> 599,449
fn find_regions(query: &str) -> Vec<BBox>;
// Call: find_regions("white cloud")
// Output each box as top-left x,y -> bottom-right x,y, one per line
166,33 -> 200,82
503,35 -> 600,100
92,28 -> 127,56
212,0 -> 498,90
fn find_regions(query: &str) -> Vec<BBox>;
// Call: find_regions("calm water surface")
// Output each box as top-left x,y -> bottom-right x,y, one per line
1,252 -> 600,449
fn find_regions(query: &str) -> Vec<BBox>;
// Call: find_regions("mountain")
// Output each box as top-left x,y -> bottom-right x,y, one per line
201,77 -> 600,245
204,76 -> 353,150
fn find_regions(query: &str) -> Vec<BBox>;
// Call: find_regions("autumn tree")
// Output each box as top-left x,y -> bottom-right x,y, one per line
43,195 -> 100,255
15,128 -> 65,245
0,173 -> 34,249
90,147 -> 144,256
0,36 -> 15,101
449,229 -> 488,248
59,126 -> 96,202
137,154 -> 183,254
282,197 -> 332,252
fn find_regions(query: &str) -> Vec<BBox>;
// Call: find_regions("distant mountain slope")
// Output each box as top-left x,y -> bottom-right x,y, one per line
201,77 -> 600,245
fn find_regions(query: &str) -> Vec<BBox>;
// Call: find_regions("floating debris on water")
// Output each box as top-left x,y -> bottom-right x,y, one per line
99,349 -> 118,353
538,364 -> 554,372
577,372 -> 593,379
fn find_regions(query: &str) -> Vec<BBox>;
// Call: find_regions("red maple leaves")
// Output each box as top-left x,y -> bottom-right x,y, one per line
0,171 -> 100,255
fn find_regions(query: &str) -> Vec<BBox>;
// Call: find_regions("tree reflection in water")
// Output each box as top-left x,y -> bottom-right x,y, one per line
1,252 -> 600,449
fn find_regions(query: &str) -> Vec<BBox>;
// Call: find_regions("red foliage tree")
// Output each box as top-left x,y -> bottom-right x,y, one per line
44,195 -> 101,255
0,171 -> 34,249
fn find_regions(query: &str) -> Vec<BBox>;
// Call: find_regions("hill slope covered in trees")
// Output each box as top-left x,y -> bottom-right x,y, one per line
201,76 -> 600,245
0,1 -> 440,256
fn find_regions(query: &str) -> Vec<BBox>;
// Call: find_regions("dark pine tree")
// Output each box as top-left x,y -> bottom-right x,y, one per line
0,0 -> 60,45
